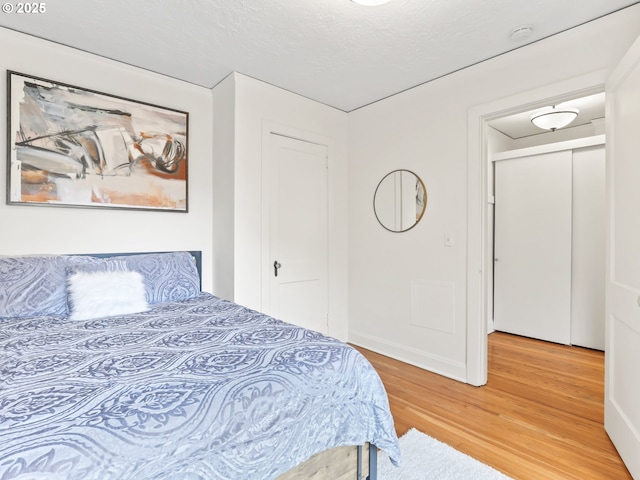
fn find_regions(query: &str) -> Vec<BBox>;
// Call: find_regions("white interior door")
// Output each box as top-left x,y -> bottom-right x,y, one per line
266,133 -> 328,333
493,151 -> 572,344
604,33 -> 640,479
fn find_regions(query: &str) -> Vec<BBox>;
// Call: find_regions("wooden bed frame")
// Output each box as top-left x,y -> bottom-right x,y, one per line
277,443 -> 376,480
82,251 -> 379,480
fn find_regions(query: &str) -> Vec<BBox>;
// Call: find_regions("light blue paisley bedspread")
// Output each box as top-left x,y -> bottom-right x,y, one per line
0,293 -> 400,480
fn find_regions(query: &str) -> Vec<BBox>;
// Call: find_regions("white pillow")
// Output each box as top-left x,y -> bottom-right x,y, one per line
67,270 -> 149,321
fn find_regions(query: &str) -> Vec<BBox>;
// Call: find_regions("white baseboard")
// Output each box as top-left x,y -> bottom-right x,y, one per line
349,330 -> 467,383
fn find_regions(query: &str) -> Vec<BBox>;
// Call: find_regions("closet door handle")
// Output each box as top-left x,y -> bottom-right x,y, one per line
273,261 -> 282,277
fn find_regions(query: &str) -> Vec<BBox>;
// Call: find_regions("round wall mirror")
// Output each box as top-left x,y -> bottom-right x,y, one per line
373,169 -> 427,232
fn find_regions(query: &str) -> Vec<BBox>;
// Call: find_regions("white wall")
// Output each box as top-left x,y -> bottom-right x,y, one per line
212,73 -> 350,340
0,28 -> 215,291
348,5 -> 640,380
211,74 -> 236,300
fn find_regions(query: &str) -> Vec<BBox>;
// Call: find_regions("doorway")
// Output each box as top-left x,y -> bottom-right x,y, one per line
490,135 -> 606,349
465,75 -> 608,386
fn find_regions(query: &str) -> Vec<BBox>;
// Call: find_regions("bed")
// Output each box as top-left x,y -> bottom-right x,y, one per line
0,251 -> 400,479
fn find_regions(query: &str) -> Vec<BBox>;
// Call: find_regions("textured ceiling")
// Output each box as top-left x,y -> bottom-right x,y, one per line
1,0 -> 638,111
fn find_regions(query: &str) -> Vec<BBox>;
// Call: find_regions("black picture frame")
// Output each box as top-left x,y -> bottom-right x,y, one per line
6,71 -> 189,212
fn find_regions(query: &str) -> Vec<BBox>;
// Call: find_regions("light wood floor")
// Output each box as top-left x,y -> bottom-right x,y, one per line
354,332 -> 632,480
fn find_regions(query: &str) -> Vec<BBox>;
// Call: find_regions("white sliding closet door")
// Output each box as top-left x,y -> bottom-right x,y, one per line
493,151 -> 572,344
571,146 -> 605,350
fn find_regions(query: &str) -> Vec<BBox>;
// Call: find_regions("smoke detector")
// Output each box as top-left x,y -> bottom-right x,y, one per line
510,25 -> 534,42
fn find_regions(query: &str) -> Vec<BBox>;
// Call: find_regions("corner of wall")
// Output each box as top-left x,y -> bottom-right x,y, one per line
211,74 -> 237,301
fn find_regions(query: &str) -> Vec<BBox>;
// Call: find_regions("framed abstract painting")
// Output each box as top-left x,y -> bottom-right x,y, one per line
6,71 -> 189,212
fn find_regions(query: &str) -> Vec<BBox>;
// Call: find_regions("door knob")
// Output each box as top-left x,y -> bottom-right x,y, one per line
274,261 -> 282,277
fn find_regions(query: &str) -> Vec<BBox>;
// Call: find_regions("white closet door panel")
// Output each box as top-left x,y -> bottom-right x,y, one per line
494,151 -> 572,344
571,146 -> 605,350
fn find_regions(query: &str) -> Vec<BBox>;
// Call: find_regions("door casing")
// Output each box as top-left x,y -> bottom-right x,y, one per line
466,70 -> 608,386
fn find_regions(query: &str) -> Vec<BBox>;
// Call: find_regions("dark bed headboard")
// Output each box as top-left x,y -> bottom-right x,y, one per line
78,251 -> 203,289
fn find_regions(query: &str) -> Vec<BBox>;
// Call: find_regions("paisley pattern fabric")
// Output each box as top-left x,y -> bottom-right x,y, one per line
0,256 -> 99,319
103,252 -> 201,304
0,293 -> 400,480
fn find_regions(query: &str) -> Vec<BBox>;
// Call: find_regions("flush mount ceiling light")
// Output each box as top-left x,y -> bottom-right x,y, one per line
530,106 -> 579,131
351,0 -> 392,5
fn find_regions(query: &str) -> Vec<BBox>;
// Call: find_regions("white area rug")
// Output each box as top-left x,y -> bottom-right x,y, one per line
378,428 -> 513,480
